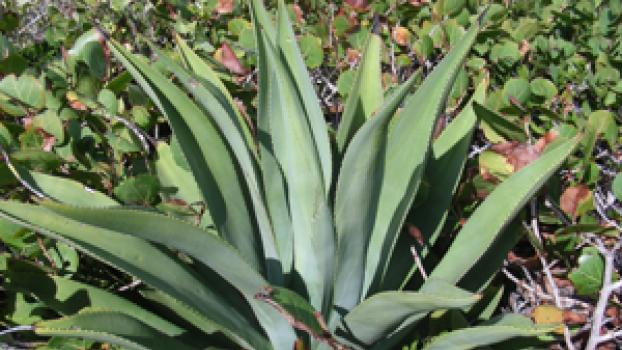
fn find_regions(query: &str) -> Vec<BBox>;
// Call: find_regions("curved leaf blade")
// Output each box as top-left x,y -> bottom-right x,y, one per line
40,203 -> 297,350
333,71 -> 421,314
338,279 -> 478,347
254,15 -> 334,313
430,136 -> 581,284
4,258 -> 183,336
174,34 -> 255,153
364,19 -> 482,295
422,314 -> 554,350
35,309 -> 197,350
0,201 -> 268,349
109,41 -> 262,271
336,33 -> 383,152
15,168 -> 117,207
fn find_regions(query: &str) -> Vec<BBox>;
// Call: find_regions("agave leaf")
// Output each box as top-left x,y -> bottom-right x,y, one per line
250,0 -> 332,191
337,279 -> 478,347
109,41 -> 263,271
254,15 -> 334,313
421,314 -> 555,350
35,309 -> 197,350
174,34 -> 255,154
155,51 -> 281,283
140,290 -> 223,336
3,258 -> 183,336
256,286 -> 325,337
429,136 -> 581,284
40,203 -> 297,350
15,167 -> 117,207
417,80 -> 487,248
383,80 -> 487,291
364,19 -> 483,295
0,201 -> 267,349
253,23 -> 294,280
333,71 -> 421,314
275,0 -> 332,190
459,220 -> 525,292
336,33 -> 383,152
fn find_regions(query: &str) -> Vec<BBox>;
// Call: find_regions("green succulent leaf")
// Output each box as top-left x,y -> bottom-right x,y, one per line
336,33 -> 384,152
364,16 -> 482,295
35,309 -> 197,350
13,168 -> 117,207
338,279 -> 478,347
388,80 -> 487,290
109,41 -> 264,271
429,136 -> 581,285
333,71 -> 421,314
3,259 -> 183,335
0,201 -> 266,349
422,314 -> 555,350
253,1 -> 335,314
38,202 -> 296,350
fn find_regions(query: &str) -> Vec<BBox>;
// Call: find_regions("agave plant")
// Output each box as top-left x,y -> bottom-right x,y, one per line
0,1 -> 579,349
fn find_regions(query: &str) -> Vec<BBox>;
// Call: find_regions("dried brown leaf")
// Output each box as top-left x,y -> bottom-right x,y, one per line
491,142 -> 540,171
560,185 -> 591,218
392,26 -> 411,46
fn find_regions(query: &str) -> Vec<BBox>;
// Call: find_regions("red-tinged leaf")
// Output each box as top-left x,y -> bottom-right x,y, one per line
216,0 -> 235,14
519,39 -> 530,57
344,0 -> 368,10
291,4 -> 304,23
216,43 -> 248,75
491,142 -> 540,171
490,131 -> 557,173
22,117 -> 33,129
407,223 -> 424,246
66,91 -> 88,111
42,134 -> 55,152
409,0 -> 429,6
560,185 -> 591,218
95,28 -> 111,73
346,48 -> 360,65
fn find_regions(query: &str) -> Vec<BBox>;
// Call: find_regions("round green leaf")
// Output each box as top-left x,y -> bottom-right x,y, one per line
503,78 -> 531,104
97,89 -> 118,115
569,247 -> 604,296
337,70 -> 356,97
0,74 -> 46,109
489,41 -> 520,65
530,78 -> 558,99
299,34 -> 324,69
